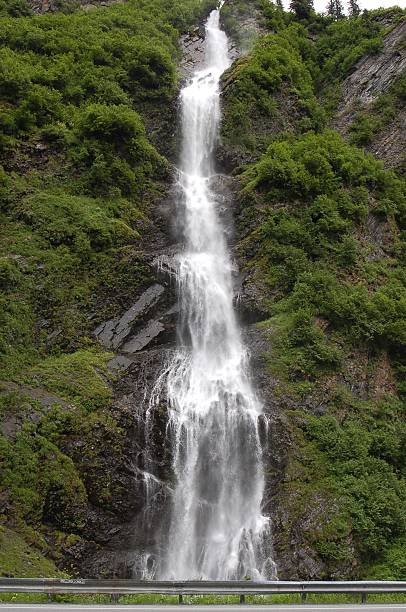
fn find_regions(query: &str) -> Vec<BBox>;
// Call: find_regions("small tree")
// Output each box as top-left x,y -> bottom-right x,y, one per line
348,0 -> 360,16
290,0 -> 314,19
326,0 -> 345,19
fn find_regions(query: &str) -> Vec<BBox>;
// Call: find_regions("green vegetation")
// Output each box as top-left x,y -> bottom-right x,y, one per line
220,4 -> 404,163
271,391 -> 406,578
222,0 -> 406,579
220,10 -> 323,160
0,0 -> 205,577
238,131 -> 406,578
0,526 -> 61,577
0,0 -> 405,582
241,131 -> 405,362
0,386 -> 130,575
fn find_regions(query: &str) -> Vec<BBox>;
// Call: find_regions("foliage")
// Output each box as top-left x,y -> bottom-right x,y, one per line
0,418 -> 87,529
219,5 -> 402,162
315,12 -> 384,88
276,391 -> 406,577
240,131 -> 406,373
0,0 -> 405,582
237,113 -> 406,578
0,0 -> 205,576
0,0 -> 204,375
0,0 -> 31,17
367,538 -> 406,579
289,0 -> 314,20
23,349 -> 113,411
220,21 -> 323,159
305,394 -> 406,562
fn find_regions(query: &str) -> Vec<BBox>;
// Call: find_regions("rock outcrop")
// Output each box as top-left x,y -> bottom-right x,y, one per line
333,18 -> 406,169
27,0 -> 122,13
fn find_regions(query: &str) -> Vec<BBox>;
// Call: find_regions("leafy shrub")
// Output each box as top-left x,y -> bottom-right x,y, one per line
220,23 -> 323,157
0,0 -> 31,17
315,13 -> 383,86
306,396 -> 406,560
73,103 -> 166,196
238,129 -> 406,404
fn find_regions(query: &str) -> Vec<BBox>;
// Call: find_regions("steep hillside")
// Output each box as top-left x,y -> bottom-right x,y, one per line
0,0 -> 213,577
0,0 -> 405,582
219,0 -> 406,579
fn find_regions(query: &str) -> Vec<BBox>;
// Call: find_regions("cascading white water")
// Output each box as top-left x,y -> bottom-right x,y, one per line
150,8 -> 275,581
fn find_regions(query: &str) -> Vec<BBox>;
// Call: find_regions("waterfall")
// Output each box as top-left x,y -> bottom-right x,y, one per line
149,8 -> 275,581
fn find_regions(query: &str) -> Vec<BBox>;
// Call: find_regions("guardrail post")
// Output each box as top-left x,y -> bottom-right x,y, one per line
179,594 -> 184,605
239,594 -> 245,604
361,592 -> 367,605
301,592 -> 307,604
111,593 -> 120,604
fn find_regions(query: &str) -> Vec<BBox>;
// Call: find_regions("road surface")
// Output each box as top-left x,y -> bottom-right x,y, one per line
1,605 -> 406,611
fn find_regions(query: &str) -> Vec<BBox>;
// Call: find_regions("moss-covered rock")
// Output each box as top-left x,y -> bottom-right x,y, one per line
0,526 -> 63,577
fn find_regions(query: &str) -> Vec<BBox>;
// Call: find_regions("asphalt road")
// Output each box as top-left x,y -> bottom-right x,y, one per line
1,605 -> 406,611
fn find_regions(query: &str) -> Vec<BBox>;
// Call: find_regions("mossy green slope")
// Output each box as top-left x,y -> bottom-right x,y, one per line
0,0 -> 207,577
221,0 -> 406,579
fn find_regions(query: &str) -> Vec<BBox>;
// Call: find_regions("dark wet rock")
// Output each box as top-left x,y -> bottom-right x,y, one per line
121,318 -> 169,354
79,346 -> 174,578
94,280 -> 177,377
179,28 -> 206,78
108,354 -> 134,372
235,270 -> 271,325
94,284 -> 166,351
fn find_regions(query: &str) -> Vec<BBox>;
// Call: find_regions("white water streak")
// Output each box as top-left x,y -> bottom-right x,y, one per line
151,9 -> 275,580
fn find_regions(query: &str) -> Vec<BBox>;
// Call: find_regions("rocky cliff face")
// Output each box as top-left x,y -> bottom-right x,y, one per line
332,18 -> 406,169
26,0 -> 121,14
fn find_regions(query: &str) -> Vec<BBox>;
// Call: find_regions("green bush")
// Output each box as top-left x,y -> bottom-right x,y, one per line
16,192 -> 137,249
315,13 -> 384,86
220,23 -> 323,157
73,103 -> 166,196
238,129 -> 406,395
306,397 -> 406,560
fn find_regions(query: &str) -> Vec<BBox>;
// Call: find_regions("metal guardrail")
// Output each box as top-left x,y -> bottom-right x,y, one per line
1,579 -> 406,605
